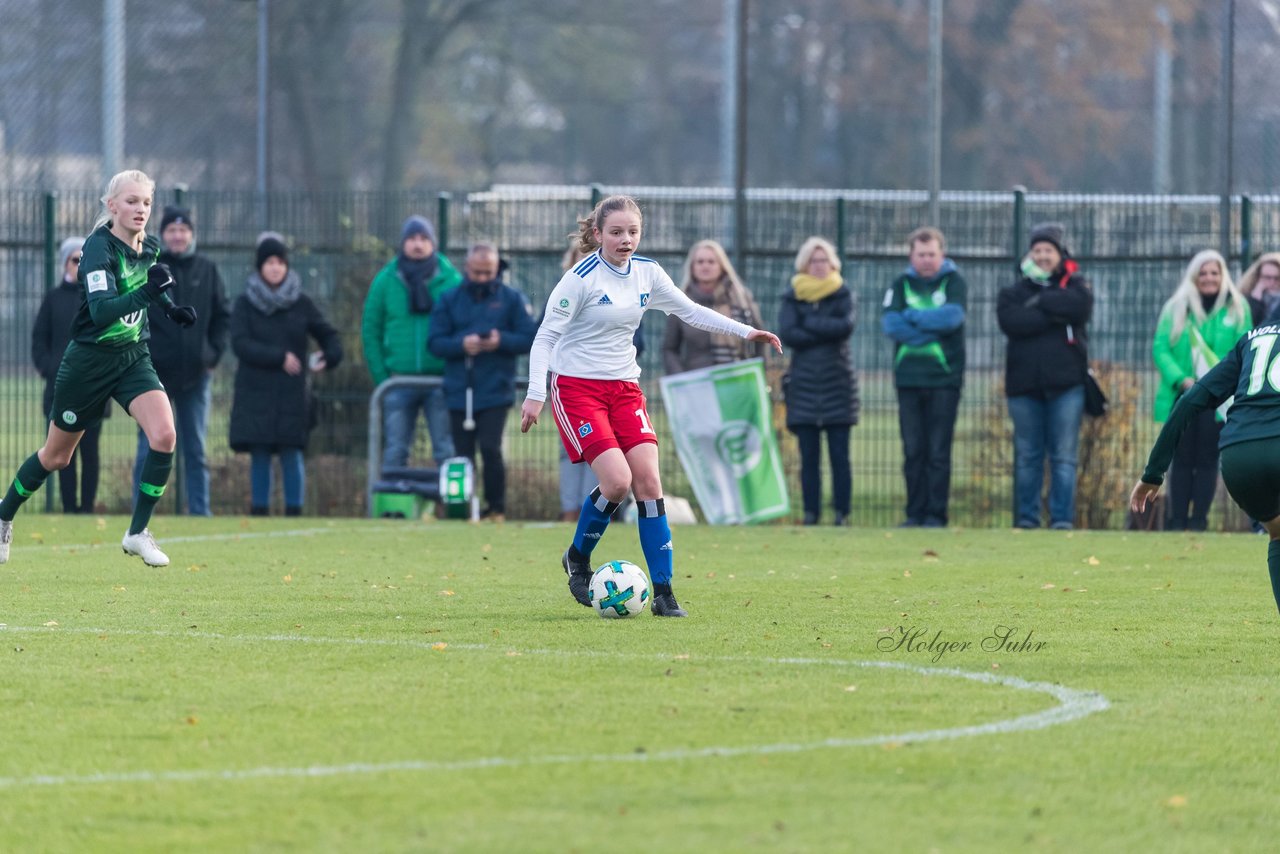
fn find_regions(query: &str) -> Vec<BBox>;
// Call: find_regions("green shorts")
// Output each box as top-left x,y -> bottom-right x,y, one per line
1220,438 -> 1280,523
49,340 -> 163,432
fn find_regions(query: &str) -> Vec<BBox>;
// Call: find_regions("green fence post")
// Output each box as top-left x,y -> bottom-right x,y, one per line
1012,186 -> 1026,275
43,192 -> 57,513
590,184 -> 603,209
1240,194 -> 1252,271
835,196 -> 847,262
172,184 -> 186,208
437,192 -> 451,257
44,192 -> 57,290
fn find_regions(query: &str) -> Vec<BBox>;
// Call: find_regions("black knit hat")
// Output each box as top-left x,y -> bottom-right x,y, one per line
159,205 -> 193,233
255,233 -> 289,271
1028,222 -> 1068,256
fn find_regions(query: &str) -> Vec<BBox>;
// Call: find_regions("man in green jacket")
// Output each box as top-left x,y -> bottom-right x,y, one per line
362,215 -> 462,472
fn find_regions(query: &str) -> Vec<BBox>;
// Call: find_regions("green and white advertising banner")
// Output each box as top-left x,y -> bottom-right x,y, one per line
659,358 -> 789,525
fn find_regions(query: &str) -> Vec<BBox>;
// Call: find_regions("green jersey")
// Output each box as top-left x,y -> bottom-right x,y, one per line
1142,322 -> 1280,484
71,224 -> 160,348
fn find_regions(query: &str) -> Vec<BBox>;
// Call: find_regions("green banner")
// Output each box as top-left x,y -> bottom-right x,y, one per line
659,358 -> 789,525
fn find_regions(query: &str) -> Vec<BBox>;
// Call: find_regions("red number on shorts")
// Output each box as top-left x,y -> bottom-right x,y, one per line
635,407 -> 655,434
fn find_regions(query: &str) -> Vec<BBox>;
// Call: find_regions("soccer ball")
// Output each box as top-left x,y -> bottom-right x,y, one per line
588,560 -> 651,618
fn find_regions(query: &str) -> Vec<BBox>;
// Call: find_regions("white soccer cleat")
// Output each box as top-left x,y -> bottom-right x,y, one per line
121,528 -> 170,567
0,519 -> 11,565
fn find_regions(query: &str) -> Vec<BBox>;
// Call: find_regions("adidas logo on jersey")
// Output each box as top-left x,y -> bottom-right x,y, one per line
597,294 -> 612,305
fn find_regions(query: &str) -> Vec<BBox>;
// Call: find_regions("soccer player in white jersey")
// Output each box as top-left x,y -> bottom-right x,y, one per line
520,195 -> 783,616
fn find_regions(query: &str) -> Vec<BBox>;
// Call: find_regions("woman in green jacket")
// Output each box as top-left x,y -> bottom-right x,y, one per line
1152,249 -> 1251,530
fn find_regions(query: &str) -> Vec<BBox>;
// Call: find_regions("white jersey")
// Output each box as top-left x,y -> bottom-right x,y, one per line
526,250 -> 754,401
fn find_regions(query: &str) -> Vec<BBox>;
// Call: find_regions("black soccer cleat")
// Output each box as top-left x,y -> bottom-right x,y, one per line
562,548 -> 593,607
651,591 -> 687,618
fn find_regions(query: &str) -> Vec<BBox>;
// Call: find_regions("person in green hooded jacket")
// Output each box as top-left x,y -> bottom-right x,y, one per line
1151,248 -> 1251,530
362,215 -> 462,472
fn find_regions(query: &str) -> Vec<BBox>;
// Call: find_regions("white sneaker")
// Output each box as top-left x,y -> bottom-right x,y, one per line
121,528 -> 169,567
0,519 -> 11,564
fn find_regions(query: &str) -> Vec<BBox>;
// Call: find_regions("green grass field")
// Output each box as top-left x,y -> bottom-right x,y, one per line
2,516 -> 1278,852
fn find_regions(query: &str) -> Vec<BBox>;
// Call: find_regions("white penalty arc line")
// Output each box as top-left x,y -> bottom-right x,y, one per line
0,626 -> 1110,790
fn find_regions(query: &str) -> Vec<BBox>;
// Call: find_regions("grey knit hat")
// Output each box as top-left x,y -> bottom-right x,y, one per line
1028,222 -> 1068,256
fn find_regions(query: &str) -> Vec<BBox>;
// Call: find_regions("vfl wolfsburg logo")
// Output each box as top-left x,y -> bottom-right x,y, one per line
714,420 -> 762,477
559,298 -> 569,308
62,410 -> 78,425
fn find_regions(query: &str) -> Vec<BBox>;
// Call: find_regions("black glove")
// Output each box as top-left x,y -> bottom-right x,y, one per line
143,263 -> 175,300
166,304 -> 198,328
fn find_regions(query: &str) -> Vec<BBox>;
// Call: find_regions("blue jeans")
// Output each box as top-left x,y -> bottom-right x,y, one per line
250,446 -> 305,511
381,384 -> 455,471
1008,386 -> 1084,528
133,374 -> 212,515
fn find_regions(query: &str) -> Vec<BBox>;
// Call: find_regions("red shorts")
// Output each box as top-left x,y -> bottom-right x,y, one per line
549,374 -> 658,464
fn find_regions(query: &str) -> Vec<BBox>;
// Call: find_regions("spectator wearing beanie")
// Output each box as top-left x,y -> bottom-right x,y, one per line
361,214 -> 462,472
32,236 -> 109,513
229,233 -> 343,515
996,222 -> 1093,530
131,205 -> 229,516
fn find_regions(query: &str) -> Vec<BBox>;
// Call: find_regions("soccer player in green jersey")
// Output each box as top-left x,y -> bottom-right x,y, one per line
1131,320 -> 1280,615
0,170 -> 198,567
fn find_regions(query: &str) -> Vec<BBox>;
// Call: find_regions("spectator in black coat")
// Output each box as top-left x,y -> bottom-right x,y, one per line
229,234 -> 343,516
996,222 -> 1093,530
777,236 -> 859,526
30,236 -> 106,513
132,206 -> 230,515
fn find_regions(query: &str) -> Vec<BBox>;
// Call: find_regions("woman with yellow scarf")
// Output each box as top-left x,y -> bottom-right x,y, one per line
778,236 -> 859,525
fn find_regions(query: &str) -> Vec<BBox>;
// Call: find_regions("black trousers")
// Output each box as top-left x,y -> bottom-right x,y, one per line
791,424 -> 851,522
449,406 -> 509,514
896,386 -> 961,525
1167,407 -> 1222,531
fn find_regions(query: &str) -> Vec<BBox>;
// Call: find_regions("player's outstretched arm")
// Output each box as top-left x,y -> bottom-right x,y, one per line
520,398 -> 543,433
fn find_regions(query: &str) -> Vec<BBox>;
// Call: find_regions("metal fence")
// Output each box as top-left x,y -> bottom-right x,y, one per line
3,186 -> 1275,528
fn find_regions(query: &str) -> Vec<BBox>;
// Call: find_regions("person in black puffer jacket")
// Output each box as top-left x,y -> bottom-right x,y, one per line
996,222 -> 1093,530
229,234 -> 343,516
778,236 -> 859,526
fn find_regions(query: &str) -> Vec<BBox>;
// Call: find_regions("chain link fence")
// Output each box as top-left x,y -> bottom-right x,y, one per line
2,186 -> 1276,527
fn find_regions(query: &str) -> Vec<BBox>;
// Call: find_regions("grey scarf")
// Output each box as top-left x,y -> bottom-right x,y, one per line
245,269 -> 302,315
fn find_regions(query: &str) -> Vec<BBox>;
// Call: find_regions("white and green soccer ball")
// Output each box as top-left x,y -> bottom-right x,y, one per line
589,560 -> 651,618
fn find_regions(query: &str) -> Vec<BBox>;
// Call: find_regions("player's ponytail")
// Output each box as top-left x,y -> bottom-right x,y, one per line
572,194 -> 643,255
92,169 -> 156,231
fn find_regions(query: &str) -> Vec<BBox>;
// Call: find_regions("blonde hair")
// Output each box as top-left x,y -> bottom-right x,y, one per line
572,195 -> 642,255
561,239 -> 588,272
680,239 -> 755,314
794,236 -> 841,274
1161,248 -> 1247,343
92,169 -> 155,231
1238,252 -> 1280,301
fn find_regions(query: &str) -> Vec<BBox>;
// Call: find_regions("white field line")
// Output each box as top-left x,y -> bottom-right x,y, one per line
0,626 -> 1110,789
7,524 -> 409,553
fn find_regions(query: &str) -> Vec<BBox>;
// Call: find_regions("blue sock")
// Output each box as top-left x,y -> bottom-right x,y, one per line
637,498 -> 673,587
572,487 -> 618,558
